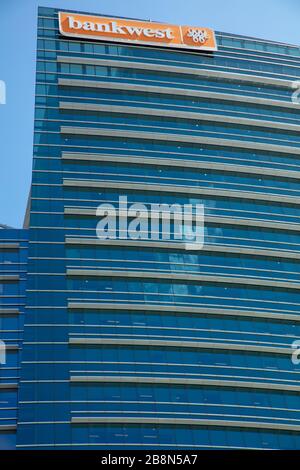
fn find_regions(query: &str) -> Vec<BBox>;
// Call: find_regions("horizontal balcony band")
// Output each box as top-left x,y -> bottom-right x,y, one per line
61,151 -> 300,181
62,178 -> 300,206
0,309 -> 19,316
15,443 -> 262,448
58,78 -> 298,111
66,268 -> 300,291
60,127 -> 300,158
68,337 -> 291,355
67,301 -> 300,322
0,275 -> 19,282
59,101 -> 300,133
65,237 -> 300,261
0,384 -> 18,390
64,206 -> 300,233
0,425 -> 16,432
67,37 -> 300,61
56,57 -> 293,89
0,244 -> 19,250
70,375 -> 300,392
40,27 -> 297,54
70,416 -> 300,432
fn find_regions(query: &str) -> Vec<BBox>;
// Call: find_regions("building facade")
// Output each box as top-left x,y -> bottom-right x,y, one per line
2,6 -> 300,449
0,226 -> 28,449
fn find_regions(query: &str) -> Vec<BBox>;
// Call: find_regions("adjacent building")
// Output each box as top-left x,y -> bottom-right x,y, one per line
1,5 -> 300,449
0,226 -> 28,449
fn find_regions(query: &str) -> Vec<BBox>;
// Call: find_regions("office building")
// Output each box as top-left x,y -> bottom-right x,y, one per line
2,6 -> 300,449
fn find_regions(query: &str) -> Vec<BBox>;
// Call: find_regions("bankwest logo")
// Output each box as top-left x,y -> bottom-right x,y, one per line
59,12 -> 217,51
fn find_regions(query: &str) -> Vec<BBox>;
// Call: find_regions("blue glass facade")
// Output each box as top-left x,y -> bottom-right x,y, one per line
1,5 -> 300,449
0,227 -> 28,449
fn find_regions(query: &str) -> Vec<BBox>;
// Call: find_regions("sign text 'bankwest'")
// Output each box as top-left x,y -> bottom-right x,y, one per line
59,12 -> 218,51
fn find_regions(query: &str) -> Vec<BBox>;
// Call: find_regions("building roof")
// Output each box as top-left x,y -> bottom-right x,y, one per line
0,223 -> 15,229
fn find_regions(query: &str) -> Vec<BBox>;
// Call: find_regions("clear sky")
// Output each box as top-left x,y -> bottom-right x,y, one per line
1,0 -> 300,228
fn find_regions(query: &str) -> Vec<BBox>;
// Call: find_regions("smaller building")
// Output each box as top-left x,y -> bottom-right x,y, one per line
0,226 -> 28,449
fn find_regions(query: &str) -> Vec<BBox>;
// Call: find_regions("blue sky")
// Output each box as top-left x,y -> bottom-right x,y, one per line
1,0 -> 300,228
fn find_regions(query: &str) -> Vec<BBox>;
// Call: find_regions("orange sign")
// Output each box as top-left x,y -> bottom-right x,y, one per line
58,12 -> 217,51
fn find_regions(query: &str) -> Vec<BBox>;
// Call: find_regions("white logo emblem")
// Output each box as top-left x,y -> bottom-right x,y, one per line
187,28 -> 209,44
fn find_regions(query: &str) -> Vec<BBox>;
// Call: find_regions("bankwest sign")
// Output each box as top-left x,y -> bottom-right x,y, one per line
59,12 -> 218,51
